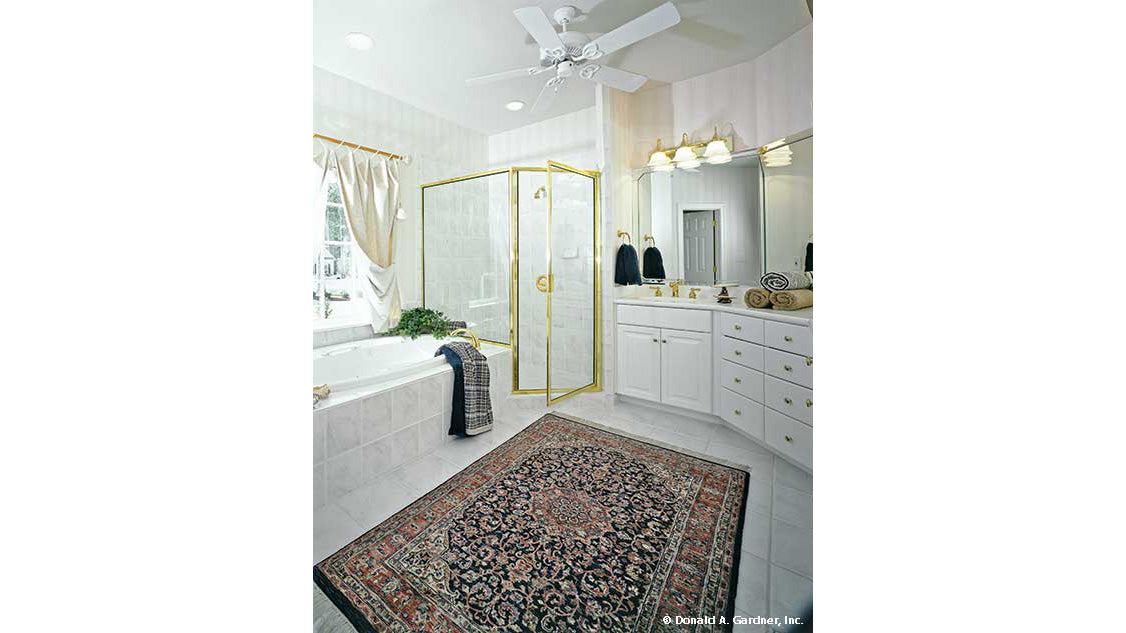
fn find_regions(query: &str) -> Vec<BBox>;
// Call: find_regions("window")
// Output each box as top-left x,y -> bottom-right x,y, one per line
313,168 -> 363,323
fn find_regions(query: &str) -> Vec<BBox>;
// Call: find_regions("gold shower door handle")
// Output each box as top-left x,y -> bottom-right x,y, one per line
536,274 -> 552,293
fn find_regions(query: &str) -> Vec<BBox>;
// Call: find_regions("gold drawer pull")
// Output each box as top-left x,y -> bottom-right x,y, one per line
652,338 -> 658,343
784,435 -> 794,443
734,350 -> 742,356
662,339 -> 667,343
734,324 -> 742,331
783,364 -> 792,371
784,335 -> 793,342
734,377 -> 742,384
806,399 -> 813,407
806,357 -> 813,366
734,409 -> 741,415
784,397 -> 793,405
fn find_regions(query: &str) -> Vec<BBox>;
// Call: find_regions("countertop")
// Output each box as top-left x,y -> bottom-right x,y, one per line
614,295 -> 812,326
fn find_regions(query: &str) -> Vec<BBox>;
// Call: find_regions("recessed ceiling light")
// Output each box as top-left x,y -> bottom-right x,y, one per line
505,100 -> 525,112
344,32 -> 373,50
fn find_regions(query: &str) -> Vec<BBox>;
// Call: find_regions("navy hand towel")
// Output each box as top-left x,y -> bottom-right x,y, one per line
642,246 -> 666,279
614,243 -> 642,285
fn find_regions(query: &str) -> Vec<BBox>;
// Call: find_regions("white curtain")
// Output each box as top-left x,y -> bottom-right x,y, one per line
330,148 -> 403,332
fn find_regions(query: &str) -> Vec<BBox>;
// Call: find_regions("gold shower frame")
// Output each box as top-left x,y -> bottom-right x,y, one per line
420,165 -> 602,404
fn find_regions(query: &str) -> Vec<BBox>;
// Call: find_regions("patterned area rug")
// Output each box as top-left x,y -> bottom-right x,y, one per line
315,413 -> 749,632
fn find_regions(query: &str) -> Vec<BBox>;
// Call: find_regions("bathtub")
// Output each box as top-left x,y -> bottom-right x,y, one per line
313,334 -> 513,507
314,334 -> 511,405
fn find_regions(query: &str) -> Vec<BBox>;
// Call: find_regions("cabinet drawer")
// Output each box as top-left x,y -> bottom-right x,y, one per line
719,388 -> 764,440
720,336 -> 764,371
719,313 -> 764,344
765,408 -> 812,470
617,304 -> 656,327
764,320 -> 812,356
720,361 -> 764,403
655,308 -> 711,333
764,376 -> 813,425
764,348 -> 812,388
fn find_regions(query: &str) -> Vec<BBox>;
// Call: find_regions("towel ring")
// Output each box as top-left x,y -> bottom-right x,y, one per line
643,234 -> 655,246
617,230 -> 632,244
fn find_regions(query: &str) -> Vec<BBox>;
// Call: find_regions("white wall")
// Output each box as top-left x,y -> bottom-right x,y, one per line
488,106 -> 599,169
313,67 -> 489,309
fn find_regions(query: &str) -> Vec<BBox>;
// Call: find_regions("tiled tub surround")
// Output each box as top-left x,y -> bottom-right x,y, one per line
313,345 -> 512,507
312,322 -> 375,349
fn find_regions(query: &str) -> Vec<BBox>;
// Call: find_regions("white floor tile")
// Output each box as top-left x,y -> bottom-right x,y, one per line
334,477 -> 419,529
773,484 -> 812,530
387,455 -> 465,497
770,518 -> 813,578
770,564 -> 813,619
734,553 -> 769,615
313,503 -> 363,564
774,458 -> 812,493
741,510 -> 771,559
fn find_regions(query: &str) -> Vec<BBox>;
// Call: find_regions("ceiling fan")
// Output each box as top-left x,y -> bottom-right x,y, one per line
465,2 -> 681,112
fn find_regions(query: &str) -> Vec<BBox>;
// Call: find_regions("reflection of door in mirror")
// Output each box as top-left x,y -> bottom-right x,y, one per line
764,136 -> 813,273
682,208 -> 719,285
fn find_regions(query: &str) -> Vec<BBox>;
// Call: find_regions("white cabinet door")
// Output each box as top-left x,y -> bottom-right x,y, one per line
616,325 -> 662,402
660,329 -> 713,413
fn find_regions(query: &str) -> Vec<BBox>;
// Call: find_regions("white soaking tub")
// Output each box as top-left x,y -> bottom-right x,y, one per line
314,334 -> 510,398
312,334 -> 513,505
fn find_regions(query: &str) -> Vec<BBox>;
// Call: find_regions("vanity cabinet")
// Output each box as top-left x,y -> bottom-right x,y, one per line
715,311 -> 813,471
615,306 -> 712,413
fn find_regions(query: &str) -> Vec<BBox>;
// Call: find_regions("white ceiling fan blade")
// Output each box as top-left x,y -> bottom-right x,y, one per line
578,65 -> 647,92
513,7 -> 567,60
465,66 -> 543,86
582,1 -> 681,59
532,77 -> 564,112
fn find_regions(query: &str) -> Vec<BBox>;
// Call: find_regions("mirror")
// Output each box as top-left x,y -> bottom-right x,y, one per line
763,136 -> 813,274
636,153 -> 764,286
634,132 -> 812,288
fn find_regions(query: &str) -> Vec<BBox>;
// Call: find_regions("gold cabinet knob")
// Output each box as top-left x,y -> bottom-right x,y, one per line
784,435 -> 794,443
651,338 -> 658,343
734,350 -> 742,356
734,324 -> 742,331
806,399 -> 812,407
783,365 -> 792,371
662,339 -> 667,343
734,377 -> 742,384
806,357 -> 813,366
734,409 -> 741,415
784,397 -> 793,405
784,335 -> 793,342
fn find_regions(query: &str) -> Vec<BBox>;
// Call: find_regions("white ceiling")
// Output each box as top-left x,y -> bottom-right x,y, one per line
314,0 -> 811,135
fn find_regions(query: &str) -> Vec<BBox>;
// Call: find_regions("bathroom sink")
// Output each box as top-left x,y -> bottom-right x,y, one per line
638,295 -> 704,304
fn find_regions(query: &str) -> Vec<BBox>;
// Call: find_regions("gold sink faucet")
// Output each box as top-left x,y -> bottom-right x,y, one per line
648,285 -> 663,297
450,328 -> 480,350
669,279 -> 683,298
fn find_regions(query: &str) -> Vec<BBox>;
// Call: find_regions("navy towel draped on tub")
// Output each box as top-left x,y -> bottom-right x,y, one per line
435,341 -> 493,436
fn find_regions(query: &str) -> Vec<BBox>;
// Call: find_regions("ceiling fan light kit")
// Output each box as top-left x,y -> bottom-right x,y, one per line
464,3 -> 683,113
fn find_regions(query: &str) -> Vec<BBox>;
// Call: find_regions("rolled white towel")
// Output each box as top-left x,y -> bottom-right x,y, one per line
760,271 -> 811,291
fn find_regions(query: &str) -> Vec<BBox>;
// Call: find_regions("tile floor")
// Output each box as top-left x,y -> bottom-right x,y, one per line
314,393 -> 813,632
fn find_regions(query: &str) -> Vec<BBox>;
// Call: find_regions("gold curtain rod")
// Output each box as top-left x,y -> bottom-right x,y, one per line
313,133 -> 408,161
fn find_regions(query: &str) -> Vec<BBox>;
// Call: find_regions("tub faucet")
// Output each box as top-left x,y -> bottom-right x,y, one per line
450,328 -> 480,350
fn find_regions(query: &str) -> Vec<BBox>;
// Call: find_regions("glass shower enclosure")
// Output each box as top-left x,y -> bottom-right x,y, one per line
421,162 -> 600,404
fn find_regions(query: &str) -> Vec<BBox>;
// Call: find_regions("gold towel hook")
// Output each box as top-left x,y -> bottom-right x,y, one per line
643,234 -> 655,246
616,230 -> 632,244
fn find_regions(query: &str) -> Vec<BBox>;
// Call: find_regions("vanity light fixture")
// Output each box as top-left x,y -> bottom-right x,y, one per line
344,32 -> 374,50
672,133 -> 700,169
647,138 -> 672,168
703,127 -> 732,164
505,100 -> 525,111
761,144 -> 793,167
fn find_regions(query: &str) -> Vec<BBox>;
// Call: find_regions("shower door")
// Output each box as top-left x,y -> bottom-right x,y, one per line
545,161 -> 600,404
